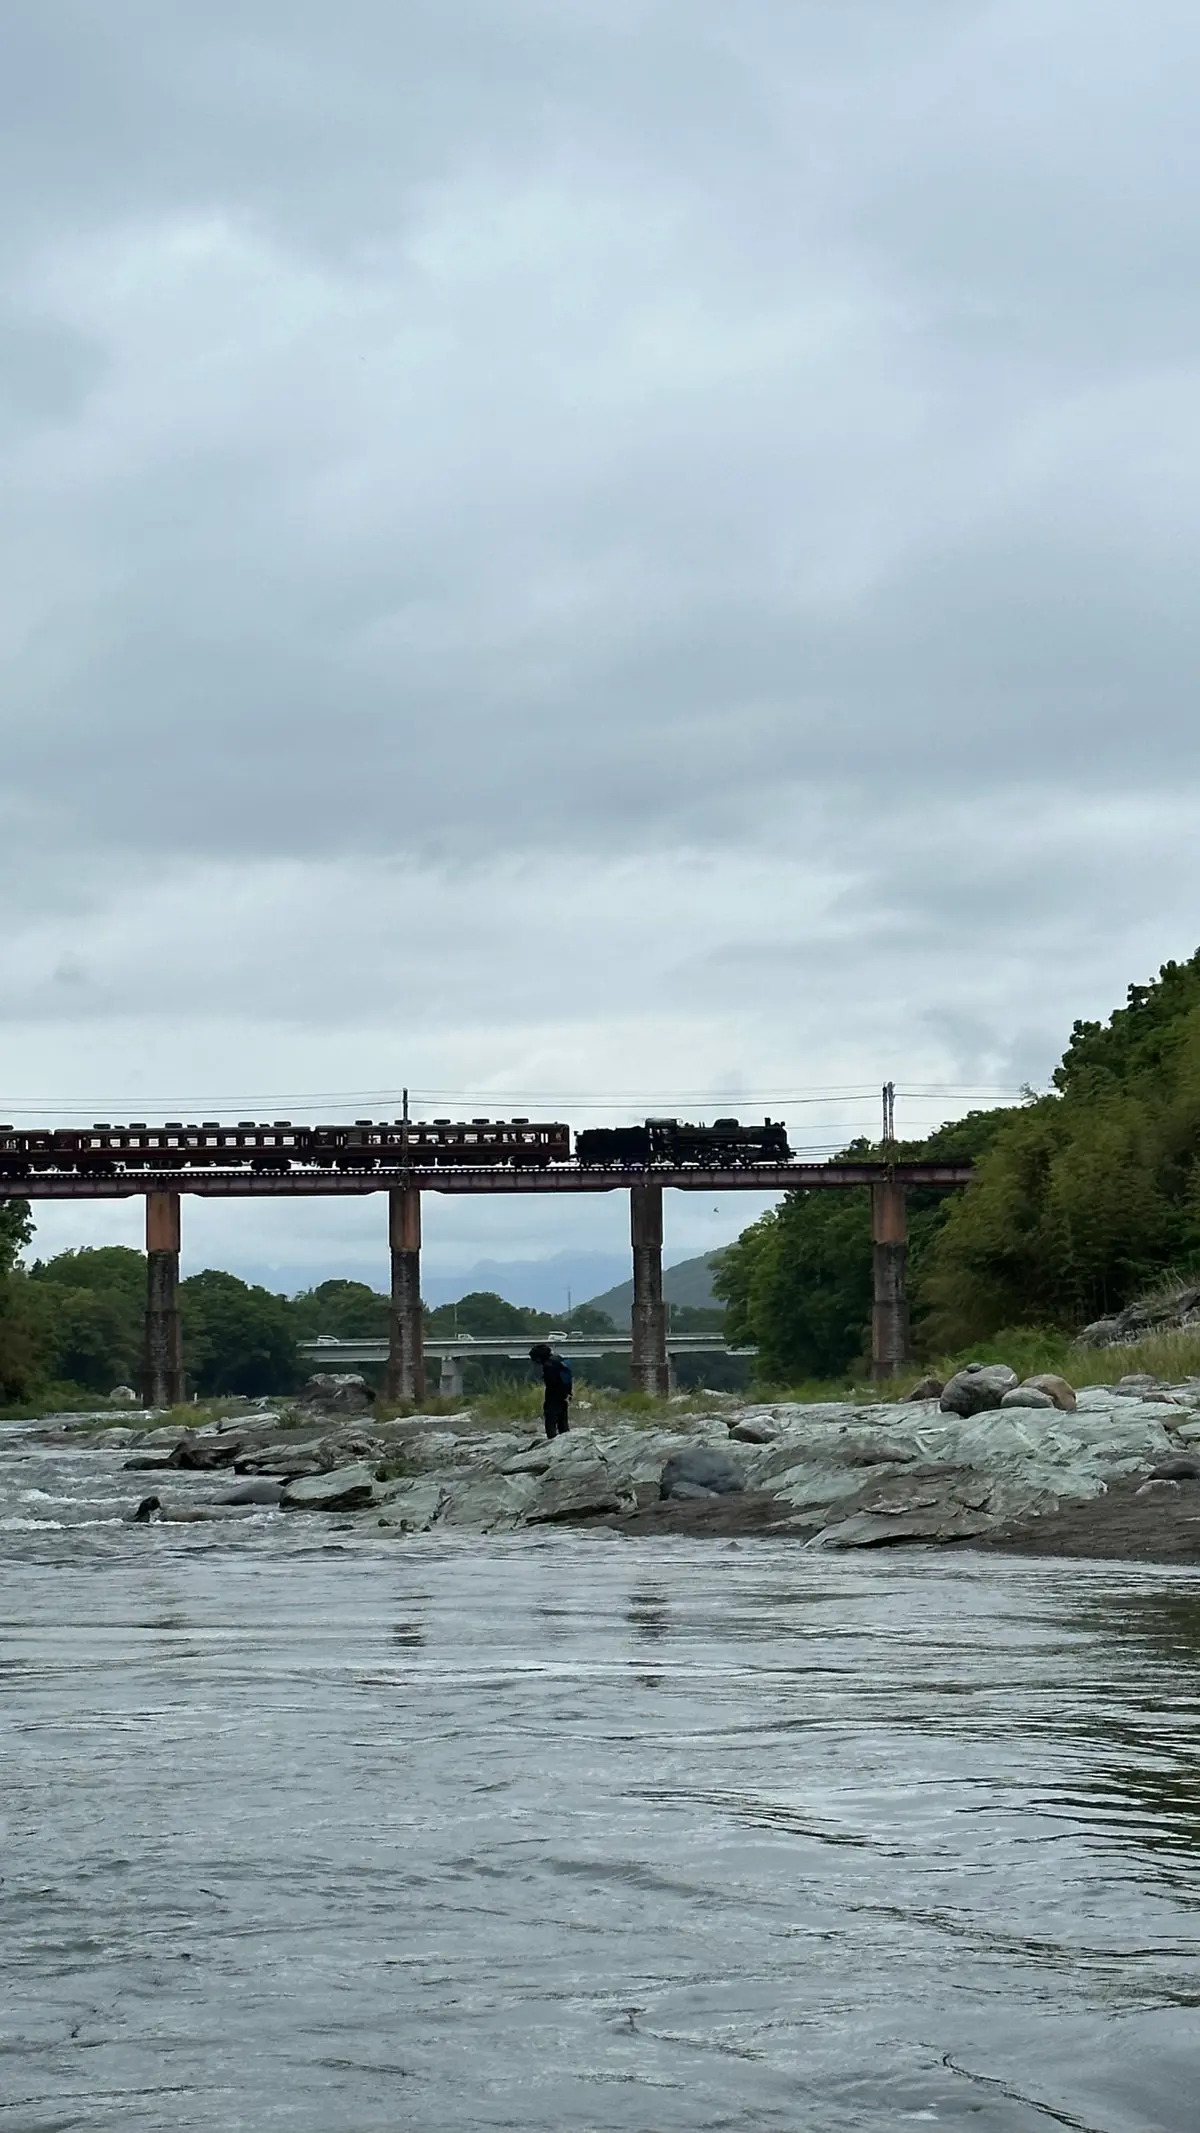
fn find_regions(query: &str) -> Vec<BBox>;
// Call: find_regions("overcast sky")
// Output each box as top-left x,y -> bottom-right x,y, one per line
2,2 -> 1197,1294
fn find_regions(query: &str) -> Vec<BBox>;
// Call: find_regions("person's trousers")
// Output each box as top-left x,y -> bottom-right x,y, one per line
544,1399 -> 570,1439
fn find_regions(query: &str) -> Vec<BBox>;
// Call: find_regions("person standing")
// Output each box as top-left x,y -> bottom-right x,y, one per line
529,1343 -> 573,1439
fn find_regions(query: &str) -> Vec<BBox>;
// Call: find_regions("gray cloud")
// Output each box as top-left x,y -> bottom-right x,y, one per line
0,2 -> 1195,1280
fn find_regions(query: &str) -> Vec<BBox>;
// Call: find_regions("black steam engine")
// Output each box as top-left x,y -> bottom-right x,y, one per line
574,1117 -> 791,1169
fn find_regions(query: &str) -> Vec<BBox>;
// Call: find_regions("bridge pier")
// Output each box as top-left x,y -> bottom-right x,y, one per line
630,1182 -> 670,1397
143,1190 -> 184,1408
387,1185 -> 426,1403
871,1180 -> 909,1379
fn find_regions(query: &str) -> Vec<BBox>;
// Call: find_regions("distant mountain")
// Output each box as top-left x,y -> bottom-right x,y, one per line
421,1251 -> 632,1314
223,1250 -> 631,1313
580,1251 -> 722,1328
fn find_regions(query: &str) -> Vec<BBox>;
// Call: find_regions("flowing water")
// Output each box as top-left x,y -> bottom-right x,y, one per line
3,1427 -> 1200,2132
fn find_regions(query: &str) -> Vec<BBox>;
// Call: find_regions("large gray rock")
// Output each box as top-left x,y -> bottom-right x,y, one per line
729,1418 -> 777,1443
298,1373 -> 374,1415
168,1431 -> 244,1470
1079,1285 -> 1200,1348
280,1462 -> 378,1512
526,1458 -> 622,1524
220,1478 -> 285,1506
939,1364 -> 1019,1417
316,1432 -> 384,1471
1000,1384 -> 1055,1410
661,1446 -> 745,1499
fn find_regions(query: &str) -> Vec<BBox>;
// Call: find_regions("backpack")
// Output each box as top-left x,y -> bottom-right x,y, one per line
554,1356 -> 573,1397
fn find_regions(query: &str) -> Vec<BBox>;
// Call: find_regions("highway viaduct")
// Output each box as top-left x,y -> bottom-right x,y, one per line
5,1156 -> 974,1406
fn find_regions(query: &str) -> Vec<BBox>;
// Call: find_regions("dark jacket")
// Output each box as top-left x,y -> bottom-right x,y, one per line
540,1355 -> 572,1404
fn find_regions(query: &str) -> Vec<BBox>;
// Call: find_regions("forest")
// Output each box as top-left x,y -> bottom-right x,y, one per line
716,950 -> 1200,1380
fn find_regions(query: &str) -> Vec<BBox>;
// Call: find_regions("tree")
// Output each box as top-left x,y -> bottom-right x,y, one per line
181,1270 -> 299,1396
0,1199 -> 42,1401
290,1279 -> 389,1340
917,956 -> 1200,1346
715,1113 -> 1018,1379
425,1291 -> 552,1337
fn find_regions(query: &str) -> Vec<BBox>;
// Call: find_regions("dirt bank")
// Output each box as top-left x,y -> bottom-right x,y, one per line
973,1477 -> 1200,1564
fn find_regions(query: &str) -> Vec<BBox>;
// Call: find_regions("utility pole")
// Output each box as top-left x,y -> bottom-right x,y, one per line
882,1080 -> 896,1153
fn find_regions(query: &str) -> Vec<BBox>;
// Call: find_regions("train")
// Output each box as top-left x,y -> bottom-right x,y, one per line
0,1113 -> 792,1180
575,1117 -> 792,1169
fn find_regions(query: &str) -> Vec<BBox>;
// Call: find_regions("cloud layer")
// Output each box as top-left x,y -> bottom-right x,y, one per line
2,2 -> 1196,1282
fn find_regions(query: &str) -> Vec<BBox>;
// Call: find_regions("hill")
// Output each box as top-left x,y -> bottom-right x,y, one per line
580,1252 -> 722,1328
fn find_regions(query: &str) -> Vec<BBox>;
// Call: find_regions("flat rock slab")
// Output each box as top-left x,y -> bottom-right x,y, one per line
526,1459 -> 623,1524
280,1462 -> 378,1512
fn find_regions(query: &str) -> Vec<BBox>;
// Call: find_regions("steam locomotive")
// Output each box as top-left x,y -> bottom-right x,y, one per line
0,1112 -> 791,1179
574,1117 -> 791,1169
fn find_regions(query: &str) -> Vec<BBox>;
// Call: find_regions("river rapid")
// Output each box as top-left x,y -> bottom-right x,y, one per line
4,1427 -> 1200,2132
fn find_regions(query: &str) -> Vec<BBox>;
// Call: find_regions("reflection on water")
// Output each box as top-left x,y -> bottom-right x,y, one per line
3,1430 -> 1200,2131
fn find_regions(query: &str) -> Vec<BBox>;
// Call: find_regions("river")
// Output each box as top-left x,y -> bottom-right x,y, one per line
3,1426 -> 1200,2132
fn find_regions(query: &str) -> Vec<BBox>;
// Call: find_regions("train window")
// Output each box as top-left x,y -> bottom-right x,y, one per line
237,1121 -> 255,1130
130,1122 -> 147,1130
202,1121 -> 220,1131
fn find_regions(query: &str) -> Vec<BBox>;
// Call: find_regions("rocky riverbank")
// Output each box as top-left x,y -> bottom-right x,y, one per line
23,1364 -> 1200,1562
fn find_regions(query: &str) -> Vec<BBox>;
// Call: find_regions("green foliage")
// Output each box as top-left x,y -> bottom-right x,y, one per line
718,953 -> 1200,1370
426,1289 -> 540,1336
921,955 -> 1200,1346
0,1199 -> 42,1401
666,1303 -> 725,1332
717,1115 -> 1006,1379
0,1199 -> 33,1274
180,1269 -> 300,1397
289,1278 -> 389,1340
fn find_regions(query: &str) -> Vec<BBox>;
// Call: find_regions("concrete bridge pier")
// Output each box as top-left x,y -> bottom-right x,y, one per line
144,1190 -> 184,1408
871,1180 -> 910,1379
630,1182 -> 671,1397
387,1184 -> 426,1402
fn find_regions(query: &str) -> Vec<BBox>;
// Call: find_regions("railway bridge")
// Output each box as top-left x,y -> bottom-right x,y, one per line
1,1140 -> 974,1405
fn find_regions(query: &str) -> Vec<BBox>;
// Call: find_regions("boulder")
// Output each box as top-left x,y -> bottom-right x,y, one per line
938,1364 -> 1019,1417
526,1457 -> 622,1524
168,1432 -> 244,1470
1022,1373 -> 1077,1412
728,1418 -> 777,1444
1078,1287 -> 1200,1348
660,1446 -> 745,1499
1000,1385 -> 1055,1410
316,1432 -> 384,1471
108,1384 -> 139,1406
1148,1455 -> 1200,1482
1077,1318 -> 1123,1348
219,1478 -> 285,1506
907,1376 -> 946,1402
297,1373 -> 374,1415
280,1462 -> 378,1512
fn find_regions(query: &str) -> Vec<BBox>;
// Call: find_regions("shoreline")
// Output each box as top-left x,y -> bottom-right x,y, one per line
12,1374 -> 1200,1568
